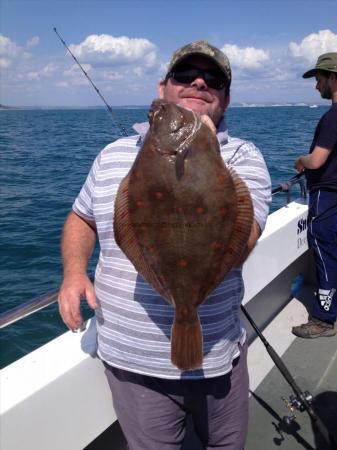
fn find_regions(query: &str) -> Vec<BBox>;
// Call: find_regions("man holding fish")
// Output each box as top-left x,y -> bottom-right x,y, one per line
58,41 -> 271,449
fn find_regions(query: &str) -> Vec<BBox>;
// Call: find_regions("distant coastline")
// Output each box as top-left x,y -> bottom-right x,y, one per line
0,104 -> 150,111
0,102 -> 327,111
0,104 -> 23,110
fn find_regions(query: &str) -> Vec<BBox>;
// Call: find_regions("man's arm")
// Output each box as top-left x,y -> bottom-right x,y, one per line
58,211 -> 98,331
295,145 -> 330,172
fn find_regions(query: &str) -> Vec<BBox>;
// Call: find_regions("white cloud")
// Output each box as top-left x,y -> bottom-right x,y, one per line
15,62 -> 58,82
55,81 -> 70,88
26,36 -> 40,48
159,61 -> 169,75
0,34 -> 33,71
59,63 -> 92,87
289,29 -> 337,63
0,57 -> 11,69
41,62 -> 57,77
0,34 -> 21,57
25,72 -> 40,81
69,34 -> 157,68
133,66 -> 144,77
103,70 -> 123,81
221,44 -> 270,70
63,63 -> 92,77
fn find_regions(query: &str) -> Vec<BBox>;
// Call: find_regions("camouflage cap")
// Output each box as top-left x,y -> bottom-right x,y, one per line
303,52 -> 337,78
166,40 -> 231,85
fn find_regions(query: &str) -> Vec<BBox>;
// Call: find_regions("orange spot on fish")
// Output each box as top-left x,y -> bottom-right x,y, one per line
178,259 -> 188,268
217,175 -> 226,183
180,307 -> 189,318
140,224 -> 148,231
211,241 -> 222,250
136,200 -> 144,207
155,192 -> 164,200
196,207 -> 205,214
134,170 -> 141,178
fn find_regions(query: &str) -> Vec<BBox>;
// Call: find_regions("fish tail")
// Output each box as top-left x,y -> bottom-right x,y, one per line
171,310 -> 203,371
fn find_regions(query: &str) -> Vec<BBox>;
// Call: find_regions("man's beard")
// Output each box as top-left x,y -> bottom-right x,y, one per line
320,83 -> 332,99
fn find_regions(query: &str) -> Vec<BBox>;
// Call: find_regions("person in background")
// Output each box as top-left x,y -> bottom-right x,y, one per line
58,40 -> 271,450
292,53 -> 337,339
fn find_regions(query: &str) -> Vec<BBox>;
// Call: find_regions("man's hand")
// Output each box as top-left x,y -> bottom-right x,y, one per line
58,211 -> 98,331
295,146 -> 330,172
58,273 -> 98,331
294,156 -> 305,172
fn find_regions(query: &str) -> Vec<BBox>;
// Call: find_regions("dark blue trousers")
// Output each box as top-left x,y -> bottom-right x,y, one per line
308,190 -> 337,324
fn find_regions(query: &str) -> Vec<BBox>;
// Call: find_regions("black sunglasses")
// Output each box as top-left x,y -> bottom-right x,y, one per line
167,68 -> 227,90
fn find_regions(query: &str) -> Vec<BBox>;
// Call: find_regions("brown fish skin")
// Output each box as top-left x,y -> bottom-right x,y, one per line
114,99 -> 253,371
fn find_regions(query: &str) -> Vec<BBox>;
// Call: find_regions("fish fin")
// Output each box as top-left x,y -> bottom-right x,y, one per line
200,114 -> 216,134
114,176 -> 169,300
114,175 -> 136,253
218,167 -> 254,277
171,312 -> 203,371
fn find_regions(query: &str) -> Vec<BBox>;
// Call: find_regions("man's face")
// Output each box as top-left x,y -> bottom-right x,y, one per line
315,72 -> 333,99
158,56 -> 230,126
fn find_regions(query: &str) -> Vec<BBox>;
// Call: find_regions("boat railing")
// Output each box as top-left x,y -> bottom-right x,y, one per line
271,171 -> 307,203
0,274 -> 95,330
0,173 -> 307,330
0,288 -> 59,329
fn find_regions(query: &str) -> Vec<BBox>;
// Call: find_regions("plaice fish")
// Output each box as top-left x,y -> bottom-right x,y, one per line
114,99 -> 253,370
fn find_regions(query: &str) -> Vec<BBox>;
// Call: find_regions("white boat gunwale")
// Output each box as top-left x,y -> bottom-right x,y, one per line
0,197 -> 313,450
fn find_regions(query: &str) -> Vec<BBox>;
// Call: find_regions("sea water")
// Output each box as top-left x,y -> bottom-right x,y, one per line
0,105 -> 328,367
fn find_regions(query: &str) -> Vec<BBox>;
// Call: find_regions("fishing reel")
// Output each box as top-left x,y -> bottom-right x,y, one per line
281,391 -> 313,425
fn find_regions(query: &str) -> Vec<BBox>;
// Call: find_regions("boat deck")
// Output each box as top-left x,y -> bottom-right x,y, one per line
87,283 -> 337,450
246,283 -> 337,450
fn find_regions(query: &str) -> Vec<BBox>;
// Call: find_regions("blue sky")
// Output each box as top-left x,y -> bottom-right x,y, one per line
1,0 -> 337,106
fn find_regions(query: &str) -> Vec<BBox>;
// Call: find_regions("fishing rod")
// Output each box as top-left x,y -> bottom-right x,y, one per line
53,27 -> 128,137
241,304 -> 336,449
271,170 -> 305,195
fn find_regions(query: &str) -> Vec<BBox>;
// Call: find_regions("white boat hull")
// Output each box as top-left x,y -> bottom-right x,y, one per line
0,199 -> 311,450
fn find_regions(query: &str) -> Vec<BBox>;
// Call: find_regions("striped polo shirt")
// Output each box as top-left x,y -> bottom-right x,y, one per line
73,117 -> 271,379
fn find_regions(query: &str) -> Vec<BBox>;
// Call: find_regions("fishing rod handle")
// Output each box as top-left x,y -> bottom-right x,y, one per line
266,344 -> 304,394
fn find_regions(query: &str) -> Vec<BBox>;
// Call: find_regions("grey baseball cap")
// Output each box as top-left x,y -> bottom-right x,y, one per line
303,52 -> 337,78
166,40 -> 231,85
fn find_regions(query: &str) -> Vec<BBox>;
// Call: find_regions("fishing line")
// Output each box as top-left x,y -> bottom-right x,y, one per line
53,27 -> 128,137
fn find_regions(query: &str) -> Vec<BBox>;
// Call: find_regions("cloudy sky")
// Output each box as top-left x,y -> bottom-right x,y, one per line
1,0 -> 337,107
